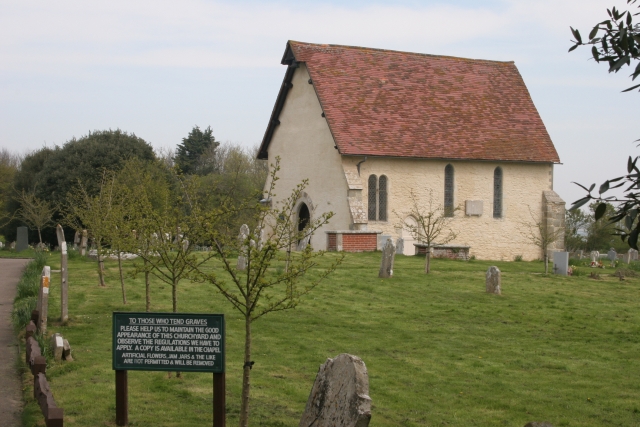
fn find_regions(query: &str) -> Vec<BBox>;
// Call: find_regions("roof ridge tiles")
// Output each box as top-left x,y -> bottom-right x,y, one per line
288,40 -> 515,65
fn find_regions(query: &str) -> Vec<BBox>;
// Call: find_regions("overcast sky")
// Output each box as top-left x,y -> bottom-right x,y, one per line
1,0 -> 638,206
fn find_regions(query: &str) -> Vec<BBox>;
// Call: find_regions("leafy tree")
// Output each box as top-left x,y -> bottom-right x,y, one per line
0,148 -> 20,227
565,209 -> 589,252
569,1 -> 640,248
65,171 -> 122,287
395,189 -> 457,274
16,190 -> 54,246
174,126 -> 219,175
520,206 -> 565,274
194,158 -> 342,427
585,202 -> 629,252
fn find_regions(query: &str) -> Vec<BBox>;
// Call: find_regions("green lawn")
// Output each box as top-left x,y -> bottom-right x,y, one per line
12,251 -> 640,426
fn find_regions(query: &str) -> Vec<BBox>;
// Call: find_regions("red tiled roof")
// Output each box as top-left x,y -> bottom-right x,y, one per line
259,41 -> 559,163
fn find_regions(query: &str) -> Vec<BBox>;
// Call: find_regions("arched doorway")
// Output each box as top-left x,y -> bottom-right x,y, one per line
297,203 -> 311,248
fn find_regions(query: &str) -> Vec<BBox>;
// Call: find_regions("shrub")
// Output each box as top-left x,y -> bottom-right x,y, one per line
11,252 -> 47,331
514,254 -> 523,262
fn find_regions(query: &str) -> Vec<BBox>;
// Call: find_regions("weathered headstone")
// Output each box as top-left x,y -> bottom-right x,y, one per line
80,230 -> 88,256
56,224 -> 69,322
73,230 -> 80,250
16,226 -> 28,252
552,251 -> 569,276
0,241 -> 4,249
237,224 -> 249,271
623,251 -> 632,264
395,238 -> 404,255
63,339 -> 73,361
10,241 -> 15,250
36,266 -> 51,334
378,238 -> 395,278
50,333 -> 64,361
590,251 -> 599,265
485,266 -> 501,295
299,353 -> 371,427
629,248 -> 639,262
607,248 -> 617,267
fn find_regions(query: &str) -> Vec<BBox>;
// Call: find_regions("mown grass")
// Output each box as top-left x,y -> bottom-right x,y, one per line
9,251 -> 640,426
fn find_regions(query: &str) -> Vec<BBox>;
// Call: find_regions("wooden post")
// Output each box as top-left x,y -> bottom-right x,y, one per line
115,370 -> 128,426
56,224 -> 69,322
213,372 -> 226,427
36,267 -> 51,334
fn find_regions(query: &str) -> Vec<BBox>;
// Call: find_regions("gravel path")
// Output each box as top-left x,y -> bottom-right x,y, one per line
0,258 -> 31,427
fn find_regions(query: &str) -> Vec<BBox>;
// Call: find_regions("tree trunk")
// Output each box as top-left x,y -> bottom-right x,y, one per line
424,249 -> 431,274
239,315 -> 252,427
118,252 -> 126,304
145,266 -> 150,312
172,277 -> 180,378
544,253 -> 549,274
37,228 -> 43,246
97,241 -> 106,287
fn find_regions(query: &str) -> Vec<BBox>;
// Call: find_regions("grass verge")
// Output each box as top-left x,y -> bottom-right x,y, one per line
9,251 -> 640,426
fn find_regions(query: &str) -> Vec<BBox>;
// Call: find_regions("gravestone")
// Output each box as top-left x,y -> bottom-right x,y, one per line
63,339 -> 73,361
485,266 -> 501,295
73,231 -> 80,250
590,251 -> 599,264
629,248 -> 639,262
36,266 -> 51,334
607,248 -> 617,267
0,241 -> 3,249
237,224 -> 249,271
50,333 -> 64,361
576,249 -> 583,260
16,226 -> 28,252
80,230 -> 88,256
378,238 -> 395,278
552,251 -> 569,276
395,238 -> 404,255
299,353 -> 371,427
56,224 -> 69,322
623,251 -> 632,264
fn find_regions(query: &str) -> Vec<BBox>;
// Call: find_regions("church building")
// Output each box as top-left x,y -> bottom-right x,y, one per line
257,41 -> 565,260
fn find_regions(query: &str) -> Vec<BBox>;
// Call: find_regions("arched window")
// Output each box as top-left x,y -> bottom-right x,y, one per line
378,175 -> 388,221
493,167 -> 503,218
368,175 -> 377,221
444,164 -> 454,217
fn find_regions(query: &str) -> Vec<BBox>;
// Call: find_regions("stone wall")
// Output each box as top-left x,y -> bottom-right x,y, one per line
543,190 -> 566,255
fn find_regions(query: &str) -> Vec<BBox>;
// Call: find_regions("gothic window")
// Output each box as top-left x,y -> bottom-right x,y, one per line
368,175 -> 377,221
378,175 -> 388,221
444,164 -> 454,217
493,167 -> 503,218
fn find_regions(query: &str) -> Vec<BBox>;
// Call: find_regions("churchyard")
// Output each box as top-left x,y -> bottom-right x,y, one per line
6,248 -> 640,427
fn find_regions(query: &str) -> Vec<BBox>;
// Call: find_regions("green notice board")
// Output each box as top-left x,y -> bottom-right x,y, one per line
112,312 -> 224,373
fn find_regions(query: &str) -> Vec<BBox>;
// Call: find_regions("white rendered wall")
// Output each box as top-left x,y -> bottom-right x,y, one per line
263,63 -> 351,250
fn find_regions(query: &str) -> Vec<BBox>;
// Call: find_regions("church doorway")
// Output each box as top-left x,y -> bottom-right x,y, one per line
297,203 -> 311,248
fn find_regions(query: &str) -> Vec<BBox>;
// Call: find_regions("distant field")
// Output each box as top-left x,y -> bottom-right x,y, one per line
11,250 -> 640,427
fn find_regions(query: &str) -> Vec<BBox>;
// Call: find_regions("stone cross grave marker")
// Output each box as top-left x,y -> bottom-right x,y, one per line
36,266 -> 51,334
379,238 -> 395,278
16,226 -> 28,252
56,224 -> 69,322
486,266 -> 501,295
237,224 -> 250,271
299,353 -> 371,427
395,238 -> 404,255
607,248 -> 617,267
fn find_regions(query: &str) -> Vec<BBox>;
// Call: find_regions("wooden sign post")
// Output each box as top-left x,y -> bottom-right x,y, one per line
56,224 -> 69,322
36,267 -> 51,334
113,312 -> 225,426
